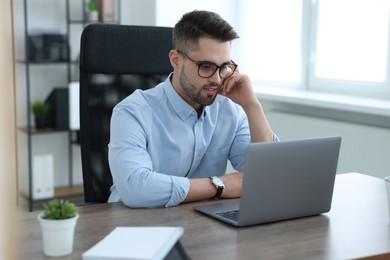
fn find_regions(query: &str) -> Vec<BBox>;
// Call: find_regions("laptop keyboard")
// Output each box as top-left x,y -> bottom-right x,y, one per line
216,210 -> 240,221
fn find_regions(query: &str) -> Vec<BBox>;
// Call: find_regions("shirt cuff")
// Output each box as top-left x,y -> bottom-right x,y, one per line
165,176 -> 190,208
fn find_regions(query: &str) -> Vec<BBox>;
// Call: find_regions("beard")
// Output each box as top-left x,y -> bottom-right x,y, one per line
179,69 -> 222,107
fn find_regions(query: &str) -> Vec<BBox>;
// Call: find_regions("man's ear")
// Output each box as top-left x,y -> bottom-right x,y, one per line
169,50 -> 180,69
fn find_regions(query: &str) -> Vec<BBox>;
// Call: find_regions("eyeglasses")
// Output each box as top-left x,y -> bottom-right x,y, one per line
177,50 -> 238,79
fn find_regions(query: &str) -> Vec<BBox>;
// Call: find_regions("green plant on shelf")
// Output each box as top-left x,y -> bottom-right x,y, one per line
88,1 -> 97,11
31,100 -> 49,129
42,198 -> 77,220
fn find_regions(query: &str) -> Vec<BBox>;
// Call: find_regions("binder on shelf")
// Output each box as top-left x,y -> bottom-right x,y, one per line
82,226 -> 185,260
45,87 -> 69,130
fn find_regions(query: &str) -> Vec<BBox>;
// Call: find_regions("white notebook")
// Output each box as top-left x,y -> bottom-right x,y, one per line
82,227 -> 184,260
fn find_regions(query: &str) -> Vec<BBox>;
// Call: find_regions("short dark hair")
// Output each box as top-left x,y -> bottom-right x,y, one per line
173,10 -> 239,52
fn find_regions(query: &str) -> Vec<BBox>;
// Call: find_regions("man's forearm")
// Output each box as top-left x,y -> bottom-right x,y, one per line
184,172 -> 244,203
184,178 -> 216,203
242,99 -> 274,143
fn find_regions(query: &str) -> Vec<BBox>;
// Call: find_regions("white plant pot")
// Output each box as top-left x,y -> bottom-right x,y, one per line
37,212 -> 79,257
88,10 -> 99,22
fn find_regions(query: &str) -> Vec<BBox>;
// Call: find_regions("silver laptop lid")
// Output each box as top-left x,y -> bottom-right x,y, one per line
238,136 -> 341,226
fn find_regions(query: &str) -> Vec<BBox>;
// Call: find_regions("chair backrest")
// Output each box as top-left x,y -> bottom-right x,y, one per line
79,23 -> 173,203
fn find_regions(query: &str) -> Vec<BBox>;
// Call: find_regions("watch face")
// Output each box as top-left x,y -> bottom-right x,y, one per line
212,177 -> 224,187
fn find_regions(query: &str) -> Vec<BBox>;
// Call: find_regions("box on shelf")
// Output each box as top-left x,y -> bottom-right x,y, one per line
32,154 -> 54,200
68,82 -> 80,131
96,0 -> 116,22
28,33 -> 68,62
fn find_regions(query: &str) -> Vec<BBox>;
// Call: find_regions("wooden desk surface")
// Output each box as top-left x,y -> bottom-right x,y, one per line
19,173 -> 390,260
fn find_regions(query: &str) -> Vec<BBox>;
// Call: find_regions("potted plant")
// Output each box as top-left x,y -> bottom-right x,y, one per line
37,198 -> 79,257
87,1 -> 99,22
31,100 -> 49,129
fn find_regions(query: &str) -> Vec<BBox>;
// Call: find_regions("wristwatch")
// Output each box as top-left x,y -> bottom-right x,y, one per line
209,176 -> 225,200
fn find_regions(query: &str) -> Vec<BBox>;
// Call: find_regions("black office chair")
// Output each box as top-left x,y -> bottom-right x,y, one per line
79,23 -> 173,203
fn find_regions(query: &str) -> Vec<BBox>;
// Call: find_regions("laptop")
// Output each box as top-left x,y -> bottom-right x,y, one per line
193,136 -> 341,227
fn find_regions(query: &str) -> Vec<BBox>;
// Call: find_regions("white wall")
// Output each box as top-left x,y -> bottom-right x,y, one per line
266,109 -> 390,178
155,0 -> 237,27
120,0 -> 156,26
120,0 -> 238,27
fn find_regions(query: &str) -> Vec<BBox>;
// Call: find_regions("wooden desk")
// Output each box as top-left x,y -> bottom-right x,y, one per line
19,173 -> 390,259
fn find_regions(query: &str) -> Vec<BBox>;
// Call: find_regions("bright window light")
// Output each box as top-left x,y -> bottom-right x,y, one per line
241,0 -> 303,86
314,0 -> 390,82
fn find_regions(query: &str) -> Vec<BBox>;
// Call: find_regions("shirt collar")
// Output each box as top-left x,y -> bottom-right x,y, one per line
164,73 -> 207,120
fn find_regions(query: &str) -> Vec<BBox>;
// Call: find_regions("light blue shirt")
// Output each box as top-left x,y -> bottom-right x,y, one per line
108,75 -> 275,208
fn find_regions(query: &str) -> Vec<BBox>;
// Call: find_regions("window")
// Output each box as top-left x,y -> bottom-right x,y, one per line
238,0 -> 303,88
240,0 -> 390,99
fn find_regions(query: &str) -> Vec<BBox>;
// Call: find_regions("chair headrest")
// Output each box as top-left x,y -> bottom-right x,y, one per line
80,24 -> 173,75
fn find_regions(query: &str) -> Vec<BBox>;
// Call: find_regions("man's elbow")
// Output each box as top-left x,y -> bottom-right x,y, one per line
120,192 -> 166,208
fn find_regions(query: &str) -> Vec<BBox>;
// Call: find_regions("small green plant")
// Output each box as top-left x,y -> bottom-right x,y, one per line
31,100 -> 49,123
43,198 -> 77,220
87,1 -> 97,11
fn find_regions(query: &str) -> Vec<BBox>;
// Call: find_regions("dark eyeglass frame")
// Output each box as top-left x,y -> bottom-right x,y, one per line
177,50 -> 238,79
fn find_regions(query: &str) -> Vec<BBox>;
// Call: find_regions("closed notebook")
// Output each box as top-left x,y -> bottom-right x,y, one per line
82,226 -> 184,260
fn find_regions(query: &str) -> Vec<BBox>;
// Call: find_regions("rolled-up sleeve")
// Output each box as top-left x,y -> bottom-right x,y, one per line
165,176 -> 190,207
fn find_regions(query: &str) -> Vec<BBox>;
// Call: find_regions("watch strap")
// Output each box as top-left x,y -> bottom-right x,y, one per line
209,176 -> 224,200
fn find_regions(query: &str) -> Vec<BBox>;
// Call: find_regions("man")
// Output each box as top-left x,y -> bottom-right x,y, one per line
108,10 -> 278,208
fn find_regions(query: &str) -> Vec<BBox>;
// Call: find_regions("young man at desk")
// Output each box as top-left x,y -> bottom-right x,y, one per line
108,10 -> 278,208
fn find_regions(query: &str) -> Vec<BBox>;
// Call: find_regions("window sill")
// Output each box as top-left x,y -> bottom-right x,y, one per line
255,87 -> 390,117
